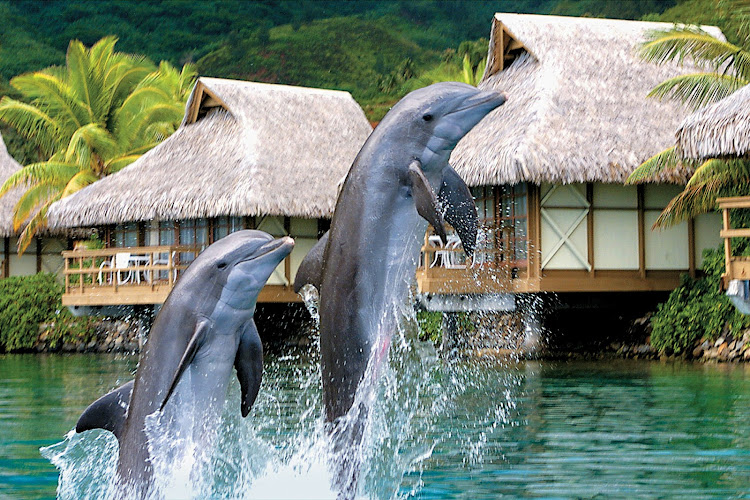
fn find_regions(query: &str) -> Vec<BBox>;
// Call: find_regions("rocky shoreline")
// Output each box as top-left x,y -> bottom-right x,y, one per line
27,317 -> 750,363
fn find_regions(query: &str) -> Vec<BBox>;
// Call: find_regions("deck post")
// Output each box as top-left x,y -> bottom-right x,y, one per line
723,207 -> 732,280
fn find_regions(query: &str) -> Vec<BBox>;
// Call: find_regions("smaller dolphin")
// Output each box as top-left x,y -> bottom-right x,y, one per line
75,230 -> 294,493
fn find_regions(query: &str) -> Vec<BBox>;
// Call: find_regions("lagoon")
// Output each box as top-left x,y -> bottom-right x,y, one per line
1,353 -> 749,499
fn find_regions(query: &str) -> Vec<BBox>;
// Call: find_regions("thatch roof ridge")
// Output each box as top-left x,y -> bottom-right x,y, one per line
676,84 -> 750,159
47,78 -> 372,229
0,133 -> 23,237
450,13 -> 724,186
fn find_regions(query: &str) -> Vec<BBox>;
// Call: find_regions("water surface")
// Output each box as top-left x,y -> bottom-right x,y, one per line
1,353 -> 749,499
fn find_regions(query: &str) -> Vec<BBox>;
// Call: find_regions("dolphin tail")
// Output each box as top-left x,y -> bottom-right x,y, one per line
235,319 -> 263,417
159,316 -> 212,412
408,160 -> 447,244
76,380 -> 134,440
439,164 -> 478,256
293,231 -> 329,293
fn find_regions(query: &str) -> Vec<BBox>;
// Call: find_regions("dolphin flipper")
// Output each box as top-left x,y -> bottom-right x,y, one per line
235,319 -> 263,417
159,317 -> 211,411
408,161 -> 447,244
76,380 -> 134,439
293,231 -> 329,293
438,164 -> 478,256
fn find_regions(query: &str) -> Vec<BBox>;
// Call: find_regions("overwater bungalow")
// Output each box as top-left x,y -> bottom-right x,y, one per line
46,77 -> 372,309
417,14 -> 726,306
0,132 -> 67,278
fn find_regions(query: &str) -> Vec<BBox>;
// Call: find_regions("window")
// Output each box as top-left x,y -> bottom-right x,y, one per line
114,223 -> 138,248
213,216 -> 246,242
471,184 -> 528,268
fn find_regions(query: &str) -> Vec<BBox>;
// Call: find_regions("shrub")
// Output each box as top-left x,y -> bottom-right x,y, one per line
0,273 -> 63,351
650,246 -> 750,354
0,273 -> 96,352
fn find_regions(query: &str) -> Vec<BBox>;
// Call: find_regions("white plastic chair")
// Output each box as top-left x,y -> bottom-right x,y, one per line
97,252 -> 139,285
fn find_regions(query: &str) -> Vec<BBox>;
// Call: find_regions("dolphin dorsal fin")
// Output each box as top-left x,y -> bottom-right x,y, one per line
408,160 -> 447,244
438,164 -> 478,256
159,316 -> 212,411
293,231 -> 329,293
235,319 -> 263,417
76,380 -> 134,440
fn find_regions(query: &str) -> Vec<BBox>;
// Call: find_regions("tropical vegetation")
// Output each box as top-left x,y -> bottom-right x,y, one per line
0,272 -> 96,352
0,36 -> 195,251
627,0 -> 750,227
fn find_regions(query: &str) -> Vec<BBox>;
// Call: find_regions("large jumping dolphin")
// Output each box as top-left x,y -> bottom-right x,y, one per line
75,230 -> 294,494
295,81 -> 506,497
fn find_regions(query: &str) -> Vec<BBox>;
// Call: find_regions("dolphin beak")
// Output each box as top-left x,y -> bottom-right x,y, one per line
258,236 -> 295,257
447,89 -> 507,116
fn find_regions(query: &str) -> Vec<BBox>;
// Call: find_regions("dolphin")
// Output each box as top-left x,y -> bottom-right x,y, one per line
295,81 -> 506,496
75,230 -> 294,493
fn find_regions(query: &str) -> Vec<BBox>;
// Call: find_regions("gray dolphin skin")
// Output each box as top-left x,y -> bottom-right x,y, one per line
75,230 -> 294,493
296,81 -> 506,497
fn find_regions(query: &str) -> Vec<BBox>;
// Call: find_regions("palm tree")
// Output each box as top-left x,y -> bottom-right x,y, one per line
0,37 -> 196,251
627,10 -> 750,227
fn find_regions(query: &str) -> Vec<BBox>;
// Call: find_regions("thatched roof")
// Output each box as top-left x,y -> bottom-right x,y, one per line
676,83 -> 750,159
47,78 -> 372,229
451,13 -> 725,186
0,132 -> 23,237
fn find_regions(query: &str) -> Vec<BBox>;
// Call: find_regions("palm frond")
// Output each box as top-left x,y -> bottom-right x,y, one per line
116,102 -> 183,149
60,169 -> 99,198
653,161 -> 750,227
626,147 -> 683,183
687,158 -> 750,186
105,154 -> 143,175
11,72 -> 87,135
648,72 -> 748,109
66,40 -> 96,122
0,97 -> 62,155
12,183 -> 59,230
16,199 -> 57,255
640,27 -> 743,70
65,123 -> 118,169
0,162 -> 79,196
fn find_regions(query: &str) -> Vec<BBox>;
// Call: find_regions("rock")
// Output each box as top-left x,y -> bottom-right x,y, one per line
715,337 -> 726,348
729,340 -> 737,352
692,344 -> 705,358
86,340 -> 97,350
718,342 -> 728,355
744,350 -> 750,361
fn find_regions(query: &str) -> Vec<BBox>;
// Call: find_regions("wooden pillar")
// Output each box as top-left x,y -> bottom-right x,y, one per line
526,183 -> 542,284
36,237 -> 42,273
637,185 -> 646,279
137,221 -> 146,247
284,216 -> 292,285
688,217 -> 696,278
723,207 -> 732,279
3,237 -> 9,278
586,183 -> 594,277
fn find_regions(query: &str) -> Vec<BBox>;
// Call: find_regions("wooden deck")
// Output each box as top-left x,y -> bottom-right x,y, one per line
718,196 -> 750,287
62,245 -> 301,306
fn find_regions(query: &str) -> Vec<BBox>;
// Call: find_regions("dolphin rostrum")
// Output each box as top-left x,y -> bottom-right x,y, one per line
295,81 -> 507,497
75,230 -> 294,493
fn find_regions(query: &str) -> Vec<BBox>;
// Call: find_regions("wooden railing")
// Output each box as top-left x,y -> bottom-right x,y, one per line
62,245 -> 200,306
718,196 -> 750,287
417,229 -> 531,294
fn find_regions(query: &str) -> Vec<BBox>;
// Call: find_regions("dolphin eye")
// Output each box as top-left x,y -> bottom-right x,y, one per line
217,262 -> 227,270
423,113 -> 433,122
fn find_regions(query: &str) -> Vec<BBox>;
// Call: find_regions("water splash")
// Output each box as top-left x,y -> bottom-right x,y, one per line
41,305 -> 525,499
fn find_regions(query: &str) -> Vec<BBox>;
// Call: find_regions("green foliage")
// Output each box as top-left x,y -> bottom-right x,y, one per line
650,219 -> 750,354
0,37 -> 196,252
0,273 -> 97,352
416,310 -> 475,346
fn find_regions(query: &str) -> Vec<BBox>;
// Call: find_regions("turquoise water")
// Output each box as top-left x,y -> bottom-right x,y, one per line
1,353 -> 749,499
